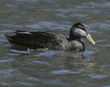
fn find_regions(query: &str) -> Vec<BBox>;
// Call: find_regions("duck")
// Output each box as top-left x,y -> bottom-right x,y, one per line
5,23 -> 95,51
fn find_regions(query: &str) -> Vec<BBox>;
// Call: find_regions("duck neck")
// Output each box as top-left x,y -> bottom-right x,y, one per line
69,30 -> 81,41
69,36 -> 80,41
69,35 -> 81,41
78,40 -> 85,51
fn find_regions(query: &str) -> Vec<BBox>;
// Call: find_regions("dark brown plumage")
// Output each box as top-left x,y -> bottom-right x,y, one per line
5,23 -> 95,51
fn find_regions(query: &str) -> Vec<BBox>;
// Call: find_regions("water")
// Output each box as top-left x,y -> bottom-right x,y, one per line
0,0 -> 110,86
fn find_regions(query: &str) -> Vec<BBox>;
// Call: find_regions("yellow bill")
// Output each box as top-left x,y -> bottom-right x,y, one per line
86,34 -> 95,45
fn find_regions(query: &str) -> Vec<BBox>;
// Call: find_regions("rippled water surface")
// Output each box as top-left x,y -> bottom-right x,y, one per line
0,0 -> 110,86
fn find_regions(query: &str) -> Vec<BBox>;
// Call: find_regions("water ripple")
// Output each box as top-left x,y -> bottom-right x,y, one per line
83,2 -> 110,7
51,70 -> 81,75
104,85 -> 110,87
89,23 -> 110,30
71,14 -> 87,18
99,64 -> 110,68
33,61 -> 50,65
16,81 -> 33,86
25,23 -> 42,29
1,24 -> 23,28
0,30 -> 16,33
39,21 -> 70,30
27,77 -> 40,81
54,9 -> 70,13
56,14 -> 68,18
0,82 -> 10,86
34,51 -> 59,57
5,4 -> 16,7
0,69 -> 21,78
0,59 -> 14,63
91,75 -> 108,79
10,49 -> 30,54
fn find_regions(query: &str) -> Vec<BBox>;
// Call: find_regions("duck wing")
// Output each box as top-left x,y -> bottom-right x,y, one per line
5,30 -> 64,49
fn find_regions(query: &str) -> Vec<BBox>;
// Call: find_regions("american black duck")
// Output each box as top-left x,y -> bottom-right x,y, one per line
5,23 -> 95,51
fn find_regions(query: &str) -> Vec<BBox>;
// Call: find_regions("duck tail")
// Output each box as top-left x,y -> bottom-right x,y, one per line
5,34 -> 14,43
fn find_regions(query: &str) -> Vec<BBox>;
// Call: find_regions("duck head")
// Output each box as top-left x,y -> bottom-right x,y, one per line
69,23 -> 95,45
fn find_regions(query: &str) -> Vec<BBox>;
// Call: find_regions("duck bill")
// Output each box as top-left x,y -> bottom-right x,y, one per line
86,34 -> 95,45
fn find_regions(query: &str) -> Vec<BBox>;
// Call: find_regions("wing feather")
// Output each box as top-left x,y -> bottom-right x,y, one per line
5,30 -> 62,49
